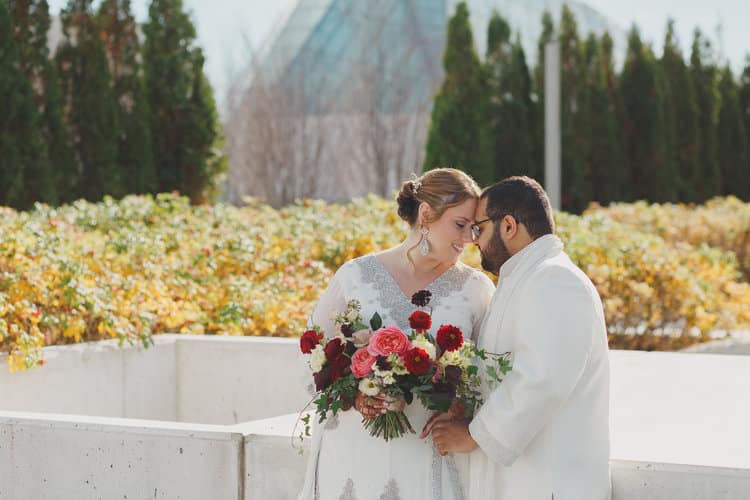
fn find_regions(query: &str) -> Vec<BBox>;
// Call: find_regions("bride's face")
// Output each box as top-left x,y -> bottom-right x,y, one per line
425,198 -> 477,264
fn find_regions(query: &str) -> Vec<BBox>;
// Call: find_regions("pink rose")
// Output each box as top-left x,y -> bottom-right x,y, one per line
351,348 -> 376,378
367,325 -> 410,357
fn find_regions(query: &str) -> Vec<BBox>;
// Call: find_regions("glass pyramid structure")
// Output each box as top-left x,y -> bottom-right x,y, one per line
225,0 -> 622,204
253,0 -> 622,113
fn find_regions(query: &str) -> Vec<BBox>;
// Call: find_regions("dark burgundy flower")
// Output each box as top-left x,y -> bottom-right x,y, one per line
323,337 -> 345,360
431,381 -> 456,400
313,365 -> 333,391
300,329 -> 323,354
330,354 -> 351,382
344,339 -> 357,357
444,365 -> 462,384
375,355 -> 391,371
340,323 -> 354,337
408,310 -> 432,332
402,347 -> 431,376
411,290 -> 432,307
436,325 -> 464,352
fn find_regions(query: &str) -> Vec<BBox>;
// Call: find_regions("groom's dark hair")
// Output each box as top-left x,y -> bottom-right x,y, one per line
481,176 -> 554,239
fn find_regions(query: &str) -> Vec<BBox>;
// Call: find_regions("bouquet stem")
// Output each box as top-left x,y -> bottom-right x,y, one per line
362,410 -> 415,441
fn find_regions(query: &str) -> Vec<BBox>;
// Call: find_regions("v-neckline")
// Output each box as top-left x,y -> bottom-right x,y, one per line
370,254 -> 457,302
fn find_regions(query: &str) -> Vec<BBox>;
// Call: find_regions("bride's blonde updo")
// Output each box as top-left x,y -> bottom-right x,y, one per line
396,168 -> 481,227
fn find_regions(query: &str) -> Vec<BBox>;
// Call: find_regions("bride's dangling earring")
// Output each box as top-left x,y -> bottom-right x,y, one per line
420,227 -> 430,256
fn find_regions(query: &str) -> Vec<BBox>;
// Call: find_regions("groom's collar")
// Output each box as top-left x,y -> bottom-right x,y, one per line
498,234 -> 563,279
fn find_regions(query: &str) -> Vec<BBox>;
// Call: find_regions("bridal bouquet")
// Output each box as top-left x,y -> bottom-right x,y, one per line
299,290 -> 512,441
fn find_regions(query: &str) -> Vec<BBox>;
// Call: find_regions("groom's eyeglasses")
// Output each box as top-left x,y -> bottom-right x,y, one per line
471,218 -> 492,240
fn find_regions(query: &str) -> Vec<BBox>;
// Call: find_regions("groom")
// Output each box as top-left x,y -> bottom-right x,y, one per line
422,176 -> 611,499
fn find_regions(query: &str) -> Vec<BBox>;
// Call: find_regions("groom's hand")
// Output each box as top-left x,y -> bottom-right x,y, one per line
419,411 -> 453,438
419,399 -> 469,438
430,421 -> 479,456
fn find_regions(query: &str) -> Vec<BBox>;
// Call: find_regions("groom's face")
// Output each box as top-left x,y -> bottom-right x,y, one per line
473,198 -> 511,275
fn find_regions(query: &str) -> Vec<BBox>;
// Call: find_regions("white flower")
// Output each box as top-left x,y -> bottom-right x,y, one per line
439,349 -> 469,369
359,378 -> 381,396
380,371 -> 396,386
373,363 -> 396,386
411,336 -> 436,360
387,353 -> 409,375
392,365 -> 409,376
310,344 -> 327,372
346,299 -> 361,311
345,310 -> 360,323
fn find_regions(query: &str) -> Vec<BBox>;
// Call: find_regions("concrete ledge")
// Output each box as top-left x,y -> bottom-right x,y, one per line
610,351 -> 750,471
0,334 -> 309,424
0,337 -> 176,420
242,412 -> 750,500
2,336 -> 750,499
612,460 -> 750,500
0,411 -> 243,500
681,335 -> 750,355
175,335 -> 309,424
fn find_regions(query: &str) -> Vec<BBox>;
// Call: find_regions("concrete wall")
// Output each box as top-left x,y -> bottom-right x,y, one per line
612,460 -> 750,500
232,415 -> 309,500
0,337 -> 176,420
0,412 -> 242,500
175,336 -> 310,424
610,350 -> 750,471
2,336 -> 750,499
238,412 -> 750,500
0,335 -> 310,425
681,336 -> 750,355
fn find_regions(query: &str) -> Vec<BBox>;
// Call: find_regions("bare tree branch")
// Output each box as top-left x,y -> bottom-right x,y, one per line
224,0 -> 434,206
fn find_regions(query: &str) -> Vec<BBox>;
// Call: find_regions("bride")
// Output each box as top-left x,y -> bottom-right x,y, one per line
299,168 -> 495,500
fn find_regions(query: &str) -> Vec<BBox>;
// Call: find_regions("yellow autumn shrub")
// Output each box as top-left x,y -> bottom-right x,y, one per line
557,211 -> 750,349
585,197 -> 750,281
1,193 -> 748,371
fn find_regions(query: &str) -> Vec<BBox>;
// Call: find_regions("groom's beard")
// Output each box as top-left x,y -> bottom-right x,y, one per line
480,227 -> 511,274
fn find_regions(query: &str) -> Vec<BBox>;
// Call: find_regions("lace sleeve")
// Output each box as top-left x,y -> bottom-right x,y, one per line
300,264 -> 349,396
309,264 -> 348,338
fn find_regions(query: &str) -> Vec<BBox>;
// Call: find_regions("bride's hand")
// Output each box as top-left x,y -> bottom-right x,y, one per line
355,391 -> 406,419
354,391 -> 388,420
383,395 -> 405,412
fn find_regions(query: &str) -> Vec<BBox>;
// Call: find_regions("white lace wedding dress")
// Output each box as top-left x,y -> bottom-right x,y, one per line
299,254 -> 495,500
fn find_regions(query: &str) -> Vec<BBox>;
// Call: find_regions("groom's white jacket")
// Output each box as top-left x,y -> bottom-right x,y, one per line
466,234 -> 611,500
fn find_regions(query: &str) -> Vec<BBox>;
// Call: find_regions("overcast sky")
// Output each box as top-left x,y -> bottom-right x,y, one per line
46,0 -> 750,112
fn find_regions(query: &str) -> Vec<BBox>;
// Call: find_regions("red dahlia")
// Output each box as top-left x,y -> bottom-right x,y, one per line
402,347 -> 431,376
300,329 -> 323,354
436,325 -> 463,352
408,310 -> 432,332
